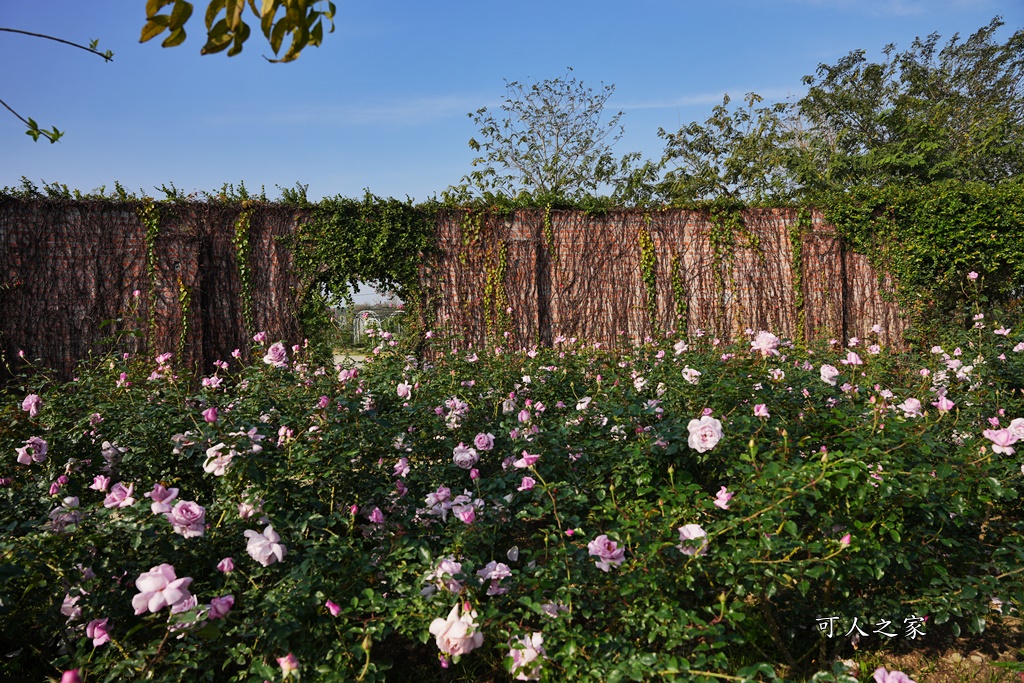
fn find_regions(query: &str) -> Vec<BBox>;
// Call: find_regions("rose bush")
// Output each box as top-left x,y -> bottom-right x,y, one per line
2,307 -> 1024,682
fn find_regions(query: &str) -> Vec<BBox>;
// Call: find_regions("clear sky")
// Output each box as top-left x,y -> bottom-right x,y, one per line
3,1 -> 1021,205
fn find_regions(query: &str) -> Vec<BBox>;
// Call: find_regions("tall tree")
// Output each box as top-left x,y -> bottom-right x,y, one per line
454,69 -> 650,203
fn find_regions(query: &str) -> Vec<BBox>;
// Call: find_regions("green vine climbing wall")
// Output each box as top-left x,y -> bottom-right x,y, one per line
136,201 -> 161,352
638,217 -> 660,337
482,241 -> 510,341
232,204 -> 256,337
789,209 -> 810,347
669,254 -> 687,336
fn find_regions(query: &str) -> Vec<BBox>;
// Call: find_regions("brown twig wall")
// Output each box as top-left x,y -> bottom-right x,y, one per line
0,198 -> 303,380
426,208 -> 908,350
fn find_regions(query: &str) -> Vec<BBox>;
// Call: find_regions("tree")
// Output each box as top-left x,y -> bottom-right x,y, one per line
455,69 -> 650,202
655,92 -> 798,203
0,29 -> 113,143
655,17 -> 1024,204
140,0 -> 336,62
795,17 -> 1023,192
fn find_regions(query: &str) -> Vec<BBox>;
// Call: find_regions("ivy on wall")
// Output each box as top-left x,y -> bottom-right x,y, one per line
822,180 -> 1024,326
789,209 -> 810,347
638,218 -> 660,336
136,200 -> 161,351
232,204 -> 256,336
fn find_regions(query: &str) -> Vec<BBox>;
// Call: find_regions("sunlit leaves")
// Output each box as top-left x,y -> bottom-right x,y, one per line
140,0 -> 336,61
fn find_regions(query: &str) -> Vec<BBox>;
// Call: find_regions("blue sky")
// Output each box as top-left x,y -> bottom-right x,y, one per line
4,2 -> 1019,303
3,2 -> 1020,204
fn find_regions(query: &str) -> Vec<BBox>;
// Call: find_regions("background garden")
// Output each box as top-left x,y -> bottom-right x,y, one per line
2,12 -> 1024,683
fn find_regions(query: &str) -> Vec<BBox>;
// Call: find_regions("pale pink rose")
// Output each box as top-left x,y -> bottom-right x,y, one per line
840,534 -> 852,547
587,534 -> 626,572
325,599 -> 341,616
262,342 -> 288,368
476,561 -> 512,596
208,595 -> 234,620
103,482 -> 135,508
510,632 -> 546,681
394,457 -> 410,477
753,404 -> 770,418
217,557 -> 234,573
455,506 -> 476,524
145,483 -> 179,514
244,526 -> 287,566
750,331 -> 780,357
90,475 -> 111,492
820,364 -> 840,386
15,436 -> 47,465
396,381 -> 412,398
513,451 -> 540,468
434,558 -> 464,593
982,428 -> 1018,455
967,271 -> 979,281
681,367 -> 702,384
897,398 -> 923,418
840,351 -> 863,366
1007,418 -> 1024,439
253,331 -> 267,343
713,486 -> 733,510
518,409 -> 532,423
60,670 -> 82,683
518,476 -> 536,491
932,396 -> 955,413
202,406 -> 218,423
86,618 -> 111,647
131,564 -> 193,615
687,415 -> 723,453
452,442 -> 479,469
21,394 -> 42,417
368,507 -> 385,524
429,603 -> 484,656
166,500 -> 206,538
203,443 -> 234,476
278,653 -> 300,679
677,524 -> 708,556
873,666 -> 915,683
473,432 -> 495,451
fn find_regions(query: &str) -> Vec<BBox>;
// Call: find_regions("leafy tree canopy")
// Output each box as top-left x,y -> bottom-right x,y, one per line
140,0 -> 336,62
450,68 -> 656,205
656,17 -> 1024,204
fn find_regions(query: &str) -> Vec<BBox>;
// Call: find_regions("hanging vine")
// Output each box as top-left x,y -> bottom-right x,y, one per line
638,216 -> 660,337
232,204 -> 256,336
177,277 -> 192,362
789,209 -> 810,347
482,241 -> 510,341
543,204 -> 557,264
136,200 -> 161,351
670,254 -> 688,336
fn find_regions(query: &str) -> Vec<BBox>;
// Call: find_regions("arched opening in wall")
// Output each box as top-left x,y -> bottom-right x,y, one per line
327,282 -> 406,360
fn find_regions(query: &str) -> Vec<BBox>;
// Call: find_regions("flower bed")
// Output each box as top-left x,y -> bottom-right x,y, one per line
3,310 -> 1024,682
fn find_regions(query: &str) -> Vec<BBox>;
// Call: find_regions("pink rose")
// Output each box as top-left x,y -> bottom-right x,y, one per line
278,653 -> 300,679
145,483 -> 179,514
518,476 -> 536,491
750,331 -> 780,357
131,564 -> 193,615
262,342 -> 288,368
509,632 -> 546,681
473,432 -> 495,451
396,382 -> 412,399
452,442 -> 479,469
428,603 -> 483,657
15,436 -> 48,465
513,451 -> 540,468
244,526 -> 286,566
103,482 -> 136,509
982,428 -> 1018,455
325,599 -> 341,616
433,558 -> 464,593
677,524 -> 708,556
820,364 -> 840,386
60,670 -> 82,683
873,666 -> 915,683
687,416 -> 723,453
587,534 -> 626,572
217,557 -> 234,573
753,404 -> 770,418
86,617 -> 111,647
713,486 -> 733,510
202,406 -> 218,423
90,475 -> 111,492
932,396 -> 955,413
897,398 -> 923,418
208,595 -> 234,620
166,500 -> 207,538
21,394 -> 42,417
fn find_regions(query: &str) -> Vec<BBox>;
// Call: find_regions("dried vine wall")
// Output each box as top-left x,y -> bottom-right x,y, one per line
424,208 -> 908,350
0,198 -> 303,380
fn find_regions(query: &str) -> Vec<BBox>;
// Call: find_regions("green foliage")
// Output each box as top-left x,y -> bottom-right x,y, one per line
3,306 -> 1024,681
141,0 -> 336,62
638,220 -> 659,336
232,205 -> 255,336
822,180 -> 1024,326
657,93 -> 798,204
453,69 -> 652,204
138,201 -> 162,349
288,192 -> 437,354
